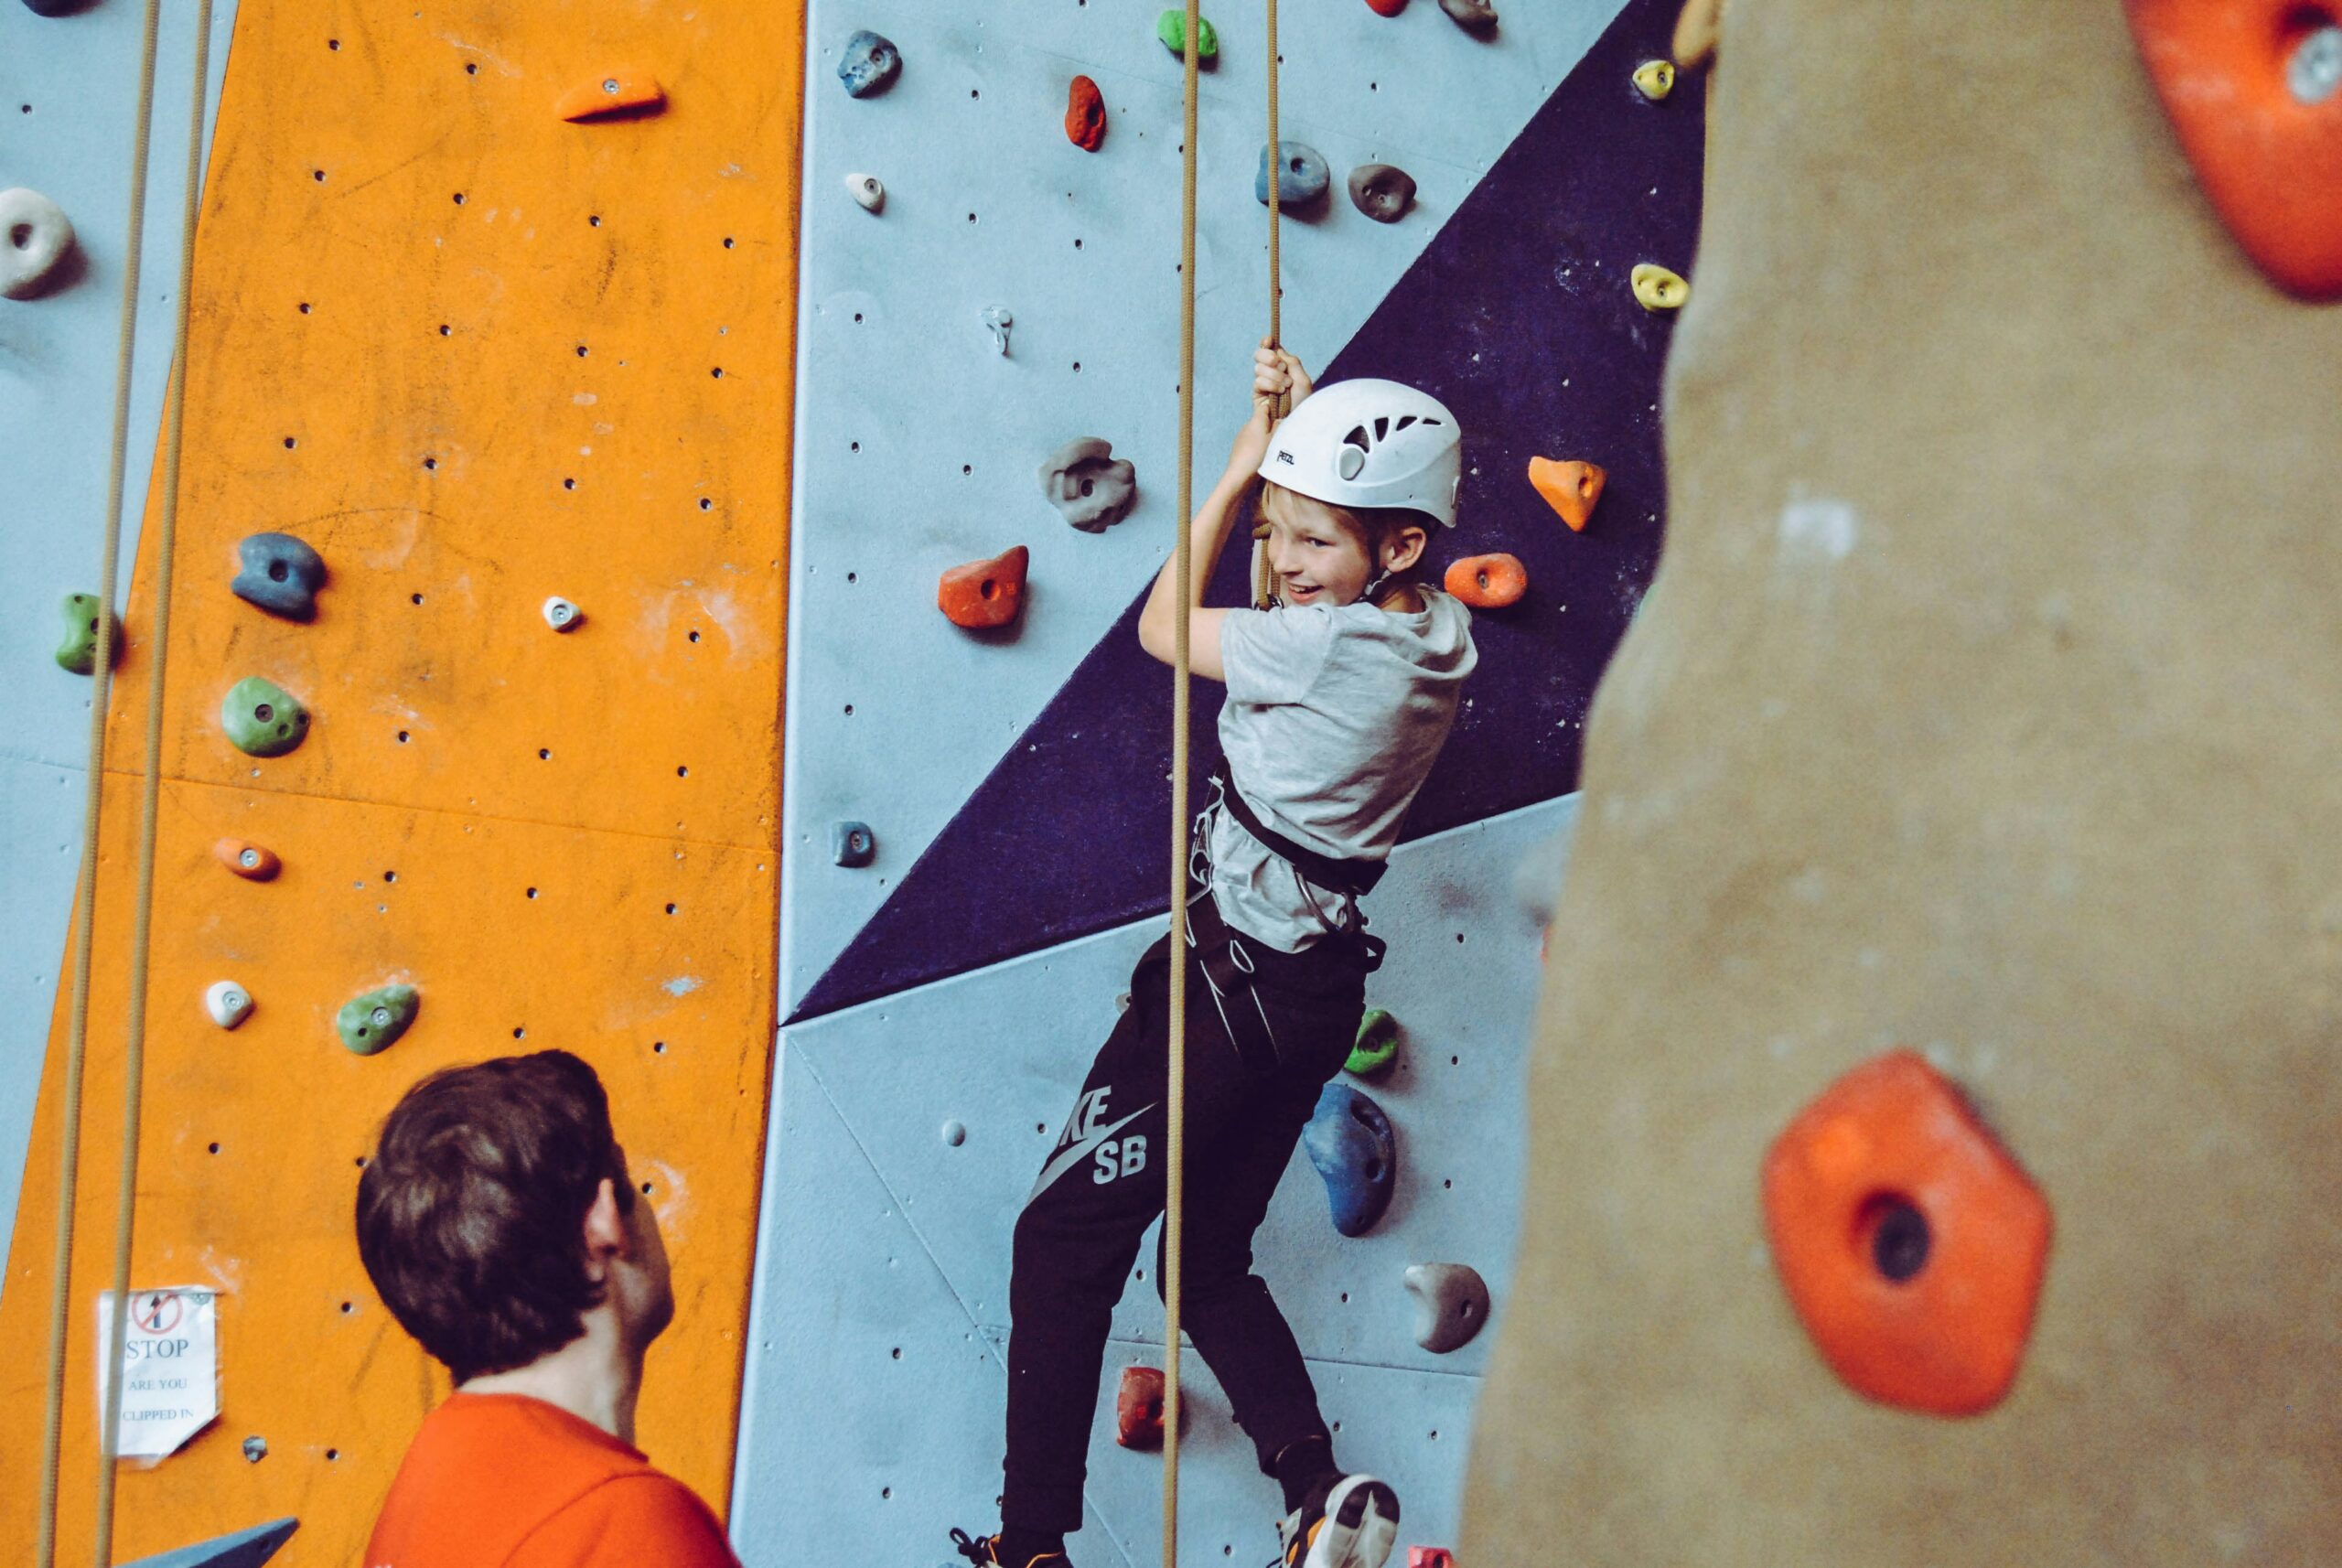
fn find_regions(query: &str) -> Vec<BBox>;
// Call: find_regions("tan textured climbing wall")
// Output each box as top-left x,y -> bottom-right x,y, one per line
1464,0 -> 2342,1562
0,4 -> 800,1564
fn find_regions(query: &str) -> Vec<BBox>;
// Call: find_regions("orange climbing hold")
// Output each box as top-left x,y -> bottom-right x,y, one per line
214,839 -> 281,881
1444,553 -> 1527,609
938,545 -> 1029,630
1116,1365 -> 1166,1449
1762,1049 -> 2052,1417
555,69 -> 667,123
1528,457 -> 1606,532
1065,75 -> 1106,151
2123,0 -> 2342,297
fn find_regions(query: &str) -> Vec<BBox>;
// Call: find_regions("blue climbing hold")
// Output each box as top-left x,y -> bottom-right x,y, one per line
1304,1083 -> 1396,1237
1255,141 -> 1330,207
837,30 -> 901,97
231,532 -> 328,621
833,820 -> 876,867
119,1517 -> 298,1568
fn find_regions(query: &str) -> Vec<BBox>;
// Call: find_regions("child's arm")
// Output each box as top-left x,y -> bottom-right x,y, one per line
1136,340 -> 1308,681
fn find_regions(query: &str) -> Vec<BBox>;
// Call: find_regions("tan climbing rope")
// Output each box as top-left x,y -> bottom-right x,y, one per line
35,3 -> 168,1563
1252,0 -> 1285,611
88,4 -> 214,1563
1162,2 -> 1202,1560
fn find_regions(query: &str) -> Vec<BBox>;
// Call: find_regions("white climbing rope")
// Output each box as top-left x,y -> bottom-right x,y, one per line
1163,2 -> 1202,1560
86,2 -> 214,1562
35,1 -> 167,1562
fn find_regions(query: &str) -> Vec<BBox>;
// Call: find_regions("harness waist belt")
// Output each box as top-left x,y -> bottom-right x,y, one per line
1209,757 -> 1387,897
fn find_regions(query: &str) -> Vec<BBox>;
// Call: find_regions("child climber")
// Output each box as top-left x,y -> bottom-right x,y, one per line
952,340 -> 1477,1568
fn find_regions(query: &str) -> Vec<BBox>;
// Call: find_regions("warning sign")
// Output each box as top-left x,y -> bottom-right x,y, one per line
97,1287 -> 219,1460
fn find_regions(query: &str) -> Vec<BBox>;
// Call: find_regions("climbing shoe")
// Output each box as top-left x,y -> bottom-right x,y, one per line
1273,1474 -> 1401,1568
951,1528 -> 1069,1568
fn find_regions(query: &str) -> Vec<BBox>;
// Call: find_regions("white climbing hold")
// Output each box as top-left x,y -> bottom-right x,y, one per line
1,188 -> 77,300
204,980 -> 254,1031
1404,1262 -> 1491,1353
542,596 -> 583,631
941,1119 -> 968,1147
983,306 -> 1013,356
845,172 -> 886,212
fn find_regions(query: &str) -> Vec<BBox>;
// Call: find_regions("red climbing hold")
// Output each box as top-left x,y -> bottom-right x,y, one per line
1528,457 -> 1606,532
1762,1049 -> 2052,1417
1065,75 -> 1107,152
555,69 -> 667,123
2123,0 -> 2342,297
1444,553 -> 1527,609
215,838 -> 281,881
1407,1552 -> 1455,1568
1116,1365 -> 1166,1449
938,545 -> 1029,630
1365,0 -> 1409,14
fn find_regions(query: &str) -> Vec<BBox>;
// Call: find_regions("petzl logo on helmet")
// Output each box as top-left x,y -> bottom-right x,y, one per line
1275,451 -> 1295,465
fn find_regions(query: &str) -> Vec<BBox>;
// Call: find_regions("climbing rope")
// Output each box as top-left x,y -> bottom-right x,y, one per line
1162,0 -> 1202,1559
89,2 -> 214,1562
35,2 -> 167,1563
1254,0 -> 1285,611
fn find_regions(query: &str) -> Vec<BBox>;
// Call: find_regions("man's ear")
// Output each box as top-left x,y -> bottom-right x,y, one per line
581,1177 -> 625,1280
1386,525 -> 1429,574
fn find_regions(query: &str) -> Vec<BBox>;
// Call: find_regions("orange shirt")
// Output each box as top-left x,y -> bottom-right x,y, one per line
365,1392 -> 737,1568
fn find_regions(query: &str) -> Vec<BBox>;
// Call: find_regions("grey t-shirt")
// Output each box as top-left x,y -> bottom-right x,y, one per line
1208,585 -> 1477,951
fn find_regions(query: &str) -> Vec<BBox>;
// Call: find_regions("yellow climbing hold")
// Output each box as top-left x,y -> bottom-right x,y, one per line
1631,263 -> 1690,312
1633,60 -> 1675,101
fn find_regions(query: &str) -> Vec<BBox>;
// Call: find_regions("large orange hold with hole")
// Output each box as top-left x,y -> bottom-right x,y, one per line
1761,1049 -> 2052,1416
2124,0 -> 2342,297
1444,553 -> 1528,608
1528,456 -> 1606,531
939,545 -> 1030,629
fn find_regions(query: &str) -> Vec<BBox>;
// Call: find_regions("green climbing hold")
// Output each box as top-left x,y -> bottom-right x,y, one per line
1348,1008 -> 1401,1076
1156,9 -> 1218,59
220,676 -> 310,757
54,593 -> 119,676
337,984 -> 419,1056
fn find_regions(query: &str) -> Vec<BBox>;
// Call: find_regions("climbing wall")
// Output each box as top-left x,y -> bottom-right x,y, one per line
0,5 -> 800,1567
743,1 -> 1700,1563
0,0 -> 239,1295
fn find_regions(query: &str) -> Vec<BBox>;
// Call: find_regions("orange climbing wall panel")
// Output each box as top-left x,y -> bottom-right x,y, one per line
0,3 -> 800,1563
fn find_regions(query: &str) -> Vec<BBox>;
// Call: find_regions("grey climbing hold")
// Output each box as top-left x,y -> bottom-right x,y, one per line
120,1518 -> 299,1568
231,532 -> 327,621
119,1517 -> 299,1568
2,188 -> 76,299
2292,26 -> 2342,105
845,172 -> 886,212
1038,437 -> 1138,532
1347,164 -> 1416,223
542,596 -> 583,631
1404,1262 -> 1490,1353
833,821 -> 876,867
204,981 -> 254,1031
54,593 -> 118,675
837,30 -> 900,97
220,676 -> 310,757
338,983 -> 418,1055
241,1435 -> 268,1464
1255,142 -> 1330,207
1304,1083 -> 1396,1237
982,306 -> 1014,356
1437,0 -> 1499,28
941,1119 -> 967,1147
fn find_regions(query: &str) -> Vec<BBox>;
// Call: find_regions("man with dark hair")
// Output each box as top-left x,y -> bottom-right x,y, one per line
358,1050 -> 735,1567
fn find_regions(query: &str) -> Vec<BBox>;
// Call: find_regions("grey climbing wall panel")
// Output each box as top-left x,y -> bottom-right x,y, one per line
0,0 -> 240,1278
779,0 -> 1632,1014
736,796 -> 1576,1564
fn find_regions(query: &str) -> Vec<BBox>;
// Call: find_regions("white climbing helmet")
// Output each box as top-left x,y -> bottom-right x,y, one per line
1256,377 -> 1463,528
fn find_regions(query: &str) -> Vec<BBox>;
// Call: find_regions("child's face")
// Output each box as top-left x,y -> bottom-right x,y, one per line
1259,485 -> 1379,607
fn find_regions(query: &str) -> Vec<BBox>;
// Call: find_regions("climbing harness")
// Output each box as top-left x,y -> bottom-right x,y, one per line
35,1 -> 213,1563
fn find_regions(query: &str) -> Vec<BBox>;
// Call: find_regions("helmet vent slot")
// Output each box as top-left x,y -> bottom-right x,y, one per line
1373,416 -> 1390,440
1393,415 -> 1417,432
1342,425 -> 1372,453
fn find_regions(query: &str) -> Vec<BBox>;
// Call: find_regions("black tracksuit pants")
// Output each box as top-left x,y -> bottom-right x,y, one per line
1002,922 -> 1370,1535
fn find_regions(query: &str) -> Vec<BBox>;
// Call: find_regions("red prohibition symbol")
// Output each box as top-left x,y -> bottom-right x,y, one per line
133,1290 -> 184,1335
